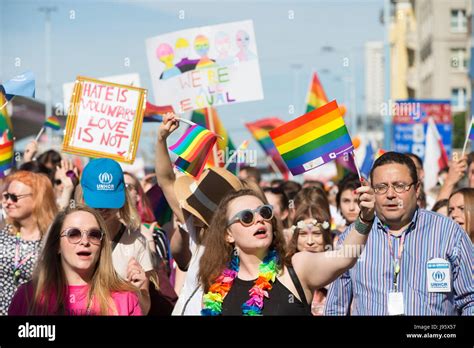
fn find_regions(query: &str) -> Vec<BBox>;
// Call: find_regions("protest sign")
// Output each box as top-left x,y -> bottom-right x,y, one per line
62,76 -> 146,164
146,20 -> 263,112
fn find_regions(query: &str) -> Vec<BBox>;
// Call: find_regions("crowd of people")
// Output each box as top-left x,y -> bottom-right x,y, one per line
0,113 -> 472,316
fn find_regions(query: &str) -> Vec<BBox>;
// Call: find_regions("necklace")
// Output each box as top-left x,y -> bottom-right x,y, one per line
201,249 -> 279,316
13,230 -> 35,285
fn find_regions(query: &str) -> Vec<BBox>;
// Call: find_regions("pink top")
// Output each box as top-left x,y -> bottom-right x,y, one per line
8,282 -> 142,316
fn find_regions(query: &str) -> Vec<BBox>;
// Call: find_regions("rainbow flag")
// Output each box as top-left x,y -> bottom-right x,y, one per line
169,124 -> 218,178
269,100 -> 354,176
191,108 -> 236,168
306,72 -> 329,113
44,116 -> 61,130
143,102 -> 174,122
469,118 -> 474,141
245,118 -> 289,178
0,92 -> 14,177
375,149 -> 386,159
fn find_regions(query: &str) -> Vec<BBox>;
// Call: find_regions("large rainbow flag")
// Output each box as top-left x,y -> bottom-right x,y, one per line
0,92 -> 14,178
245,118 -> 289,178
169,124 -> 218,178
190,108 -> 236,169
269,100 -> 354,176
306,72 -> 329,113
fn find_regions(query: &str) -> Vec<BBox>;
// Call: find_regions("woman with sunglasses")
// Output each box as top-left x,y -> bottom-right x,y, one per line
199,185 -> 375,316
8,205 -> 142,315
0,171 -> 58,315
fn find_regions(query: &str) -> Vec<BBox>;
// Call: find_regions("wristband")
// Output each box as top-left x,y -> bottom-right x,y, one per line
66,170 -> 77,180
354,216 -> 372,235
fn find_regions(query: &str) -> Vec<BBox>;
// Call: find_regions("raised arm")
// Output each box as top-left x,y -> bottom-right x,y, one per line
293,179 -> 375,291
154,113 -> 184,224
436,156 -> 467,201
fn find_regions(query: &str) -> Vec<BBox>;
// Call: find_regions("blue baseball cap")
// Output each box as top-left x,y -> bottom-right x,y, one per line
81,158 -> 125,209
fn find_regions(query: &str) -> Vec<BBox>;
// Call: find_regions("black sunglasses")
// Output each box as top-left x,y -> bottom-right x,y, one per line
227,205 -> 273,227
2,192 -> 33,203
60,228 -> 104,245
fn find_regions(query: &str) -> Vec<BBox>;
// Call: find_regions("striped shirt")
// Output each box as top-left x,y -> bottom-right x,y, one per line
325,209 -> 473,315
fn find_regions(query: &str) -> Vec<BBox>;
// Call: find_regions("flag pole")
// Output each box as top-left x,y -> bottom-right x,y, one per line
206,107 -> 219,166
35,127 -> 45,142
351,151 -> 362,181
461,118 -> 473,158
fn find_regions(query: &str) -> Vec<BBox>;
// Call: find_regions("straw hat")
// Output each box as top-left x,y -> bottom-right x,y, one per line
174,167 -> 243,226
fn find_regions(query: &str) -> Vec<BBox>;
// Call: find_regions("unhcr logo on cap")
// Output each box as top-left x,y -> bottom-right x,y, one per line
97,172 -> 114,191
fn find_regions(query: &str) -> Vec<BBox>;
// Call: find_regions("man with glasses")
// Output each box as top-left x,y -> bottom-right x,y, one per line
325,152 -> 473,315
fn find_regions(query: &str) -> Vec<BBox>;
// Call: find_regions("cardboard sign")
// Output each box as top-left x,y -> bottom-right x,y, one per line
62,76 -> 146,164
62,73 -> 141,114
146,20 -> 264,113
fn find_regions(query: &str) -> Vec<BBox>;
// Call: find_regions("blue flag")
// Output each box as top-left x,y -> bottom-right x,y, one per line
0,71 -> 35,100
360,142 -> 374,179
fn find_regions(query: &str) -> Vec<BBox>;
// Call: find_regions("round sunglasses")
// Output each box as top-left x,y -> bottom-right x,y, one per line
60,228 -> 104,245
227,205 -> 273,227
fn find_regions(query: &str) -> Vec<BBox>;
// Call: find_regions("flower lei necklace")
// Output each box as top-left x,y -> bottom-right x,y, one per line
201,249 -> 279,316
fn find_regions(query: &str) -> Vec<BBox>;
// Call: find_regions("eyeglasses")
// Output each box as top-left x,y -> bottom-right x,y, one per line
2,192 -> 33,203
60,228 -> 104,245
227,205 -> 273,227
372,182 -> 416,195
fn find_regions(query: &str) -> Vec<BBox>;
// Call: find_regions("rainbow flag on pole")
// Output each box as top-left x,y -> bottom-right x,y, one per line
44,116 -> 61,130
306,72 -> 329,113
469,118 -> 474,141
0,92 -> 14,177
245,118 -> 289,178
269,100 -> 354,176
143,102 -> 174,122
169,124 -> 218,178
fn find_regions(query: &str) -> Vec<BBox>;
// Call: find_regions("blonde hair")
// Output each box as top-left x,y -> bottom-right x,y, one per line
29,205 -> 138,315
4,171 -> 58,236
74,184 -> 140,231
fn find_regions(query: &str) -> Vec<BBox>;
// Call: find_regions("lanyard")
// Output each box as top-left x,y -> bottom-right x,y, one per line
386,229 -> 406,292
13,232 -> 35,284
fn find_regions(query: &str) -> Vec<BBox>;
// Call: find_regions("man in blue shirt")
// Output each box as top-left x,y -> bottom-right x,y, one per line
325,152 -> 473,315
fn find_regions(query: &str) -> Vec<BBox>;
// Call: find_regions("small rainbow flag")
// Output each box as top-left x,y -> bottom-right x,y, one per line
245,118 -> 289,178
469,118 -> 474,141
143,102 -> 174,122
169,124 -> 218,178
44,116 -> 61,130
306,72 -> 329,113
269,100 -> 354,176
0,92 -> 14,177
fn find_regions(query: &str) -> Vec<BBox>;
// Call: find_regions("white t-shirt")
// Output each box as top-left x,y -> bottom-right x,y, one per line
111,227 -> 154,279
172,216 -> 204,316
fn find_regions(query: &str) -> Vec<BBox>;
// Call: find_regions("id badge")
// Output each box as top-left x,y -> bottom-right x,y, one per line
388,292 -> 404,315
427,258 -> 451,293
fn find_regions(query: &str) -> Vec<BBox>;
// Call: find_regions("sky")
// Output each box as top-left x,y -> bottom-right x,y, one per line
0,0 -> 385,168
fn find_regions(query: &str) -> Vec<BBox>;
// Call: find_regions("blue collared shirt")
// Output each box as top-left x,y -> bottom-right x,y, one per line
325,209 -> 473,315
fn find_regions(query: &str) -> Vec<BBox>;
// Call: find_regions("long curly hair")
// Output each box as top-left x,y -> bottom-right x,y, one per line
198,189 -> 288,293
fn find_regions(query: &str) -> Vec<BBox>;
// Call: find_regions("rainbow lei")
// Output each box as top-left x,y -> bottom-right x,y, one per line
201,249 -> 279,316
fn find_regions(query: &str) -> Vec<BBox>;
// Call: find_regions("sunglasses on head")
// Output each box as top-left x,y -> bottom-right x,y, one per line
60,227 -> 104,245
227,205 -> 273,227
2,192 -> 33,203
